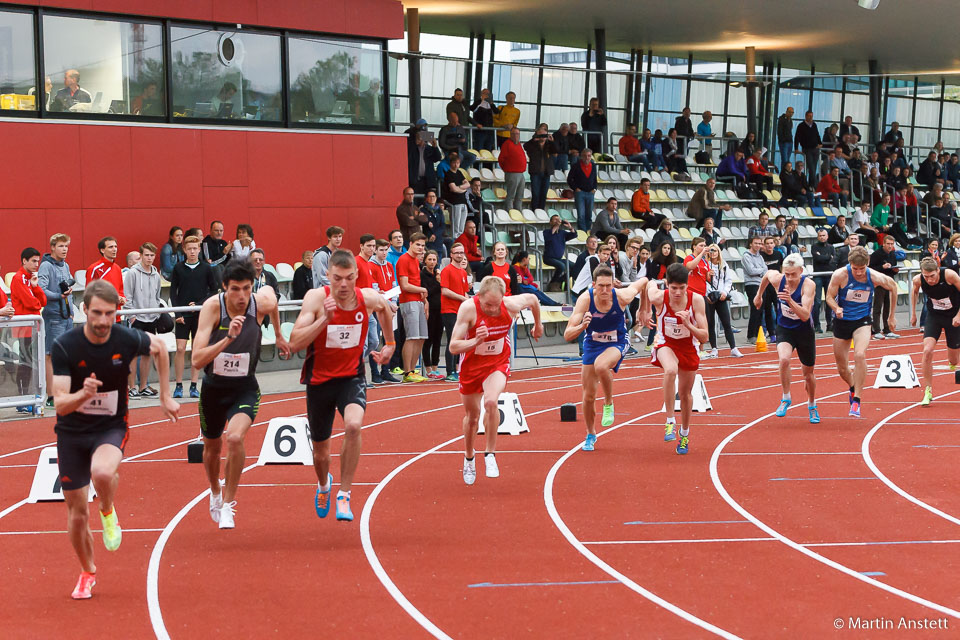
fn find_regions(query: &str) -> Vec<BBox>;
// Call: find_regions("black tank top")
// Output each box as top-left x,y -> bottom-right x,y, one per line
920,269 -> 960,317
203,293 -> 261,383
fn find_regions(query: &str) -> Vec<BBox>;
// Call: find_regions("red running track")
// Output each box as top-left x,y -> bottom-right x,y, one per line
0,330 -> 958,638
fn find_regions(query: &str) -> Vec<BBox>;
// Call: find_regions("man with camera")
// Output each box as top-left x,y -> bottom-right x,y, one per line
38,233 -> 75,409
124,242 -> 169,398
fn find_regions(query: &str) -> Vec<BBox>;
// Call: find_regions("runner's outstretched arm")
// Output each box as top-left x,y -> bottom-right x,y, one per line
505,293 -> 543,339
148,333 -> 180,421
563,291 -> 591,342
448,300 -> 480,355
288,287 -> 330,352
363,288 -> 396,364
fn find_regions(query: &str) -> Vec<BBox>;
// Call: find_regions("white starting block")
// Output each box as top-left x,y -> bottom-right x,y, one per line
873,355 -> 920,389
256,417 -> 314,465
661,374 -> 713,412
478,392 -> 530,435
27,447 -> 94,503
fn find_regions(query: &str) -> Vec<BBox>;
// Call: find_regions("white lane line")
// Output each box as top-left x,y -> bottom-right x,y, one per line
709,376 -> 960,621
0,528 -> 165,536
582,538 -> 960,547
861,389 -> 960,527
720,452 -> 861,456
583,537 -> 778,545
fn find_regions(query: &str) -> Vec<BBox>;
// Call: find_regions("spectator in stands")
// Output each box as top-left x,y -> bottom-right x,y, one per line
703,244 -> 741,358
675,107 -> 695,155
387,229 -> 406,268
408,130 -> 442,195
511,251 -> 557,306
395,233 -> 429,382
644,129 -> 665,170
903,183 -> 921,231
650,218 -> 674,254
716,149 -> 747,187
312,225 -> 344,287
918,151 -> 943,188
927,196 -> 954,239
470,88 -> 499,151
687,177 -> 731,227
946,153 -> 960,191
445,88 -> 470,132
821,123 -> 839,151
292,250 -> 313,300
438,111 -> 475,169
440,243 -> 471,382
124,251 -> 140,276
632,178 -> 666,229
493,91 -> 520,147
810,228 -> 836,333
836,232 -> 860,268
51,69 -> 91,112
571,235 -> 599,288
776,216 -> 803,255
777,107 -> 795,170
618,124 -> 650,169
499,126 -> 527,212
525,124 -> 557,211
230,224 -> 256,262
746,147 -> 774,192
419,250 -> 443,380
10,247 -> 46,412
830,148 -> 853,180
779,161 -> 810,206
696,111 -> 714,159
202,221 -> 230,279
37,233 -> 73,408
886,165 -> 906,192
170,235 -> 217,399
699,216 -> 724,246
397,186 -> 427,244
850,201 -> 878,246
572,241 -> 614,298
420,188 -> 450,259
869,235 -> 900,339
159,226 -> 184,280
566,122 -> 586,158
943,233 -> 960,272
817,166 -> 849,207
87,236 -> 126,307
442,153 -> 471,239
922,183 -> 945,211
742,236 -> 769,343
870,192 -> 914,247
124,242 -> 164,398
568,146 -> 598,231
369,239 -> 401,384
683,237 -> 712,300
591,197 -> 631,249
848,147 -> 864,172
759,237 -> 783,341
552,122 -> 571,172
794,110 -> 822,186
664,128 -> 688,174
748,211 -> 778,239
581,97 -> 607,153
883,122 -> 903,146
739,132 -> 758,158
477,241 -> 522,296
456,219 -> 484,272
828,214 -> 850,244
465,177 -> 490,227
839,115 -> 861,143
543,215 -> 576,290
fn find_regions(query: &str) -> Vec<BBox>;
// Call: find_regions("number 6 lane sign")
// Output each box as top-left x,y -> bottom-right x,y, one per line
256,417 -> 314,465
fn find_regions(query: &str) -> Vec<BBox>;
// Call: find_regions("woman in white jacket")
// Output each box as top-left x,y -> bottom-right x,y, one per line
703,244 -> 743,358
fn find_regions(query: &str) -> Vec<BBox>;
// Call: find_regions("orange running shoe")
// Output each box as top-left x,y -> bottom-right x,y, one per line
71,571 -> 96,599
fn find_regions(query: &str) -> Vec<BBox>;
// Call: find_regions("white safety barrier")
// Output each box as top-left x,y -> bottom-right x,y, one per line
0,315 -> 46,414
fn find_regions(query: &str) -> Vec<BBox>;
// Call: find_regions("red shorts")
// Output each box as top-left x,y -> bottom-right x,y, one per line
458,362 -> 511,395
651,345 -> 700,372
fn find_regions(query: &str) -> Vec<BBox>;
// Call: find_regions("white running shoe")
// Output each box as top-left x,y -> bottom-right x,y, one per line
730,347 -> 744,357
885,332 -> 900,339
484,453 -> 499,478
462,458 -> 476,485
873,332 -> 885,340
209,488 -> 223,523
219,501 -> 236,529
701,348 -> 718,359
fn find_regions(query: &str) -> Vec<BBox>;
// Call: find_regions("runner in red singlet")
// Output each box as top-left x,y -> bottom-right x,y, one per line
641,263 -> 708,455
289,250 -> 395,522
448,276 -> 543,485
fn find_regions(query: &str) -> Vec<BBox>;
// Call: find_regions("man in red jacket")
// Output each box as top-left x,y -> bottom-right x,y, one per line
817,166 -> 849,207
86,236 -> 126,307
11,247 -> 48,413
498,127 -> 527,212
455,219 -> 484,272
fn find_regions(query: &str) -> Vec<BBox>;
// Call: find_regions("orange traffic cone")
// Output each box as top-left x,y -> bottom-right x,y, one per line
755,327 -> 768,353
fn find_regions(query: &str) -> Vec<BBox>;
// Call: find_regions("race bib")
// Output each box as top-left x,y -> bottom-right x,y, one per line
475,337 -> 504,355
780,301 -> 800,320
591,329 -> 618,343
213,352 -> 250,377
931,297 -> 953,311
845,289 -> 870,303
78,390 -> 119,416
664,320 -> 690,339
326,324 -> 362,349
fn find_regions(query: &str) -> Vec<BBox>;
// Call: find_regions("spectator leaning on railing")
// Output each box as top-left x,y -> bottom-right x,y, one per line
37,233 -> 73,408
675,107 -> 695,155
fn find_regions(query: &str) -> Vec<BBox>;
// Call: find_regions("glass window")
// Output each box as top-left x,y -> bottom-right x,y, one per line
688,80 -> 724,115
43,14 -> 164,116
171,26 -> 281,121
0,10 -> 37,112
288,35 -> 385,127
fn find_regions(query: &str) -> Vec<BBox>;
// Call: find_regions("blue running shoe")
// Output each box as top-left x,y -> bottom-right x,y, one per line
849,400 -> 861,418
775,399 -> 792,417
189,383 -> 200,399
664,422 -> 676,442
582,433 -> 597,451
808,406 -> 821,424
173,383 -> 183,399
336,494 -> 353,522
676,434 -> 689,455
315,473 -> 333,518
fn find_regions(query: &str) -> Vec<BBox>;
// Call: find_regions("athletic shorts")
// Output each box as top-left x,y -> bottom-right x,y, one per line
306,376 -> 366,442
199,379 -> 260,439
132,319 -> 159,334
777,325 -> 817,367
924,313 -> 960,349
651,345 -> 700,372
399,301 -> 428,340
174,314 -> 200,341
583,338 -> 627,373
459,362 -> 510,396
833,316 -> 872,341
55,427 -> 128,491
44,316 -> 73,355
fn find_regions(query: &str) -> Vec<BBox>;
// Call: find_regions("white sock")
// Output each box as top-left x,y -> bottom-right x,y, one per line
666,417 -> 676,424
485,452 -> 495,458
318,478 -> 331,492
782,392 -> 791,402
337,490 -> 350,499
679,427 -> 690,437
809,399 -> 817,408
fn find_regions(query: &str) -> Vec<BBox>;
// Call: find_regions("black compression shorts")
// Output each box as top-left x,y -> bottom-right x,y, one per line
306,376 -> 367,442
199,379 -> 260,439
55,427 -> 128,491
833,316 -> 872,341
777,325 -> 817,367
924,314 -> 960,349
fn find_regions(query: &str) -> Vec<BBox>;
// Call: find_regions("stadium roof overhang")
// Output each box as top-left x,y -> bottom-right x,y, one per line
404,0 -> 960,79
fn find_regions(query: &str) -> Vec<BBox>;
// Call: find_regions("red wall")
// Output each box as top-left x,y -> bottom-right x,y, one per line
3,0 -> 404,39
0,121 -> 407,270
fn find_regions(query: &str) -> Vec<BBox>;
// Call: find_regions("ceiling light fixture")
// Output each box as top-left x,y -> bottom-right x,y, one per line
858,0 -> 880,9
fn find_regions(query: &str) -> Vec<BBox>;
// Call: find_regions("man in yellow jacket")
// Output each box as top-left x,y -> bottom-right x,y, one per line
494,91 -> 520,148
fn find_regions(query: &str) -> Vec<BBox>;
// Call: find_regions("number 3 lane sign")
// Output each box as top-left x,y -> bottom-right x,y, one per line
256,417 -> 314,465
873,355 -> 920,389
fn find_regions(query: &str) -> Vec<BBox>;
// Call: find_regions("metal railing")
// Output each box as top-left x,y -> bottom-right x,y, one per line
0,315 -> 46,413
